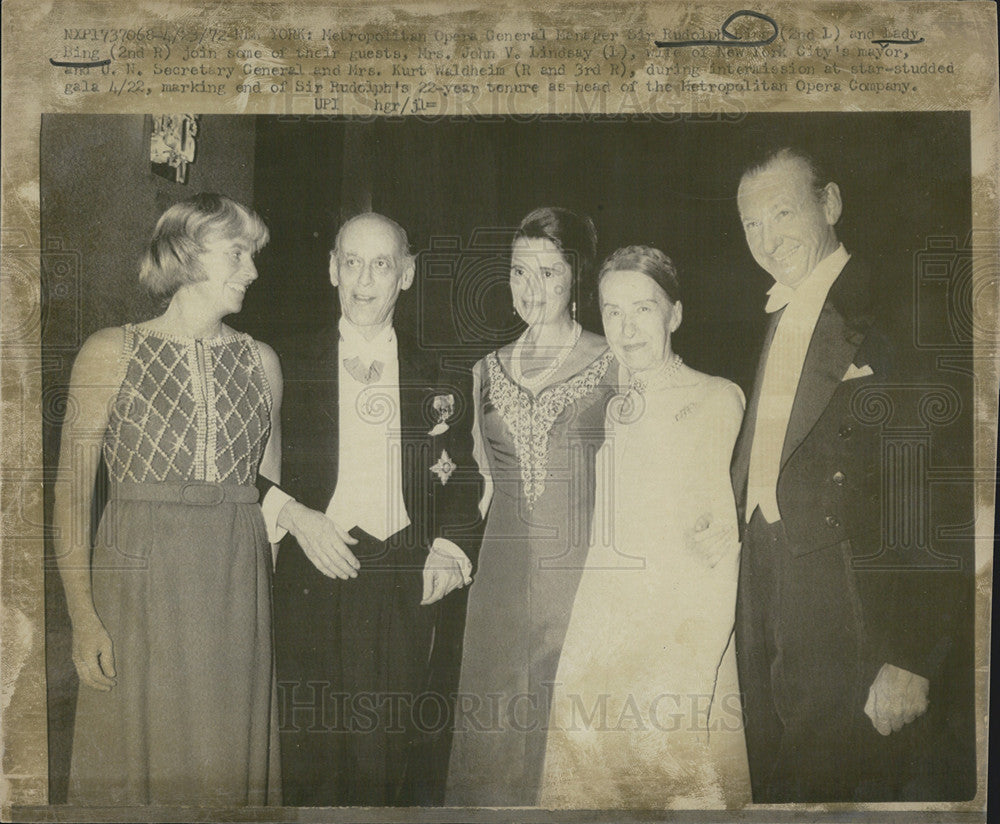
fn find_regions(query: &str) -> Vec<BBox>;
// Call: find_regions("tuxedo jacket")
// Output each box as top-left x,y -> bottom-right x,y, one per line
266,325 -> 484,807
731,256 -> 970,690
272,324 -> 483,570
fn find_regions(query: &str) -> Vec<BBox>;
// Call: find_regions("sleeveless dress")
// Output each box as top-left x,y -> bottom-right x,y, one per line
67,324 -> 279,805
446,347 -> 614,806
539,373 -> 751,809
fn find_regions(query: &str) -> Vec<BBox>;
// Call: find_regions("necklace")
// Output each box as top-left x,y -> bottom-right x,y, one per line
629,352 -> 683,394
511,321 -> 582,391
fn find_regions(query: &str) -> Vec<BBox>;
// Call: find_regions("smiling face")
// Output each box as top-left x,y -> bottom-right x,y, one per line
509,236 -> 573,327
600,268 -> 681,374
737,154 -> 842,288
186,232 -> 258,316
330,215 -> 414,333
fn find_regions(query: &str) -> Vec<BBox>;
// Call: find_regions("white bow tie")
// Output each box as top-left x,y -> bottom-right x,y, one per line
339,331 -> 395,368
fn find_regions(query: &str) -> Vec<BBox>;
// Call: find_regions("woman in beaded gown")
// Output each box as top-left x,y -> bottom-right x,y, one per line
54,194 -> 282,805
540,247 -> 751,809
446,208 -> 615,806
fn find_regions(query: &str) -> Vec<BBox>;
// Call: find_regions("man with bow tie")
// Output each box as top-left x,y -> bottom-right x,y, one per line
730,147 -> 973,801
259,212 -> 482,806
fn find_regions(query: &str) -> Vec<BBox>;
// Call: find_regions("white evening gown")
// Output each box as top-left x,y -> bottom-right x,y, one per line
539,368 -> 751,809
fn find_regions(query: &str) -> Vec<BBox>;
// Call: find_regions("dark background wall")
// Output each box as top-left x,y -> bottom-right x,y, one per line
244,112 -> 971,388
41,112 -> 972,802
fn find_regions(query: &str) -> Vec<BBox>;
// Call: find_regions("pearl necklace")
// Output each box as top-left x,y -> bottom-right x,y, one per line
628,353 -> 683,394
511,321 -> 582,391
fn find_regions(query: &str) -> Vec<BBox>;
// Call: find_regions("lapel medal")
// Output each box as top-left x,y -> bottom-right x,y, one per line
430,449 -> 456,485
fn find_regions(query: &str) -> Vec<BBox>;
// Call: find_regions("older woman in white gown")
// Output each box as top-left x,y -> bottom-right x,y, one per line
540,246 -> 751,808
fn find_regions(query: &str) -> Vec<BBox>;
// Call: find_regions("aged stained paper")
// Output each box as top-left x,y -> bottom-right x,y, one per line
2,0 -> 997,820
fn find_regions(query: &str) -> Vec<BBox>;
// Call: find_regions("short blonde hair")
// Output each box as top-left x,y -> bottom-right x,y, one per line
139,193 -> 269,298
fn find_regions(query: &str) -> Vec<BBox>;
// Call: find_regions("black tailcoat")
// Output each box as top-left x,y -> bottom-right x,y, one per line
731,258 -> 974,802
271,325 -> 482,806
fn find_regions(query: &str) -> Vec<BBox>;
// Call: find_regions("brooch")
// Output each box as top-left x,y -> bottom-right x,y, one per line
430,449 -> 456,485
674,401 -> 697,422
428,393 -> 455,436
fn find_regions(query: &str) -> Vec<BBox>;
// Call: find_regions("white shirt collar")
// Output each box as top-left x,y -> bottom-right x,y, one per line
338,316 -> 396,362
765,244 -> 850,313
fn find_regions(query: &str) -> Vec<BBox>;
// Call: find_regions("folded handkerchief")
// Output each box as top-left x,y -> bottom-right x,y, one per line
843,363 -> 874,381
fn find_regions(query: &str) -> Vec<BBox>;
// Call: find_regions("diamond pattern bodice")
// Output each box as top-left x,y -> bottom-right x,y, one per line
104,324 -> 272,484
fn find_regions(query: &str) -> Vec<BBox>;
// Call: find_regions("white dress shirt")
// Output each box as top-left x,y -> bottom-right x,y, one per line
327,319 -> 410,541
745,244 -> 850,523
261,319 -> 468,572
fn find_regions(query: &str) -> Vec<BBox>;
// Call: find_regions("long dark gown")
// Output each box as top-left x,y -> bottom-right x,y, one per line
67,323 -> 279,805
446,347 -> 614,806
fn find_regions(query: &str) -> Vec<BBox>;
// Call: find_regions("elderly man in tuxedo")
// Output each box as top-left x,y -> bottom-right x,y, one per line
731,147 -> 973,802
260,212 -> 481,806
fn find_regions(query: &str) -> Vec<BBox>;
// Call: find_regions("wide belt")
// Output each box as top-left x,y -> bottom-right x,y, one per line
110,481 -> 259,506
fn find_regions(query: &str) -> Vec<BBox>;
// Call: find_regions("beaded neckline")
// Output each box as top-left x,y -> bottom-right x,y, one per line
494,344 -> 612,398
487,348 -> 613,509
127,322 -> 248,347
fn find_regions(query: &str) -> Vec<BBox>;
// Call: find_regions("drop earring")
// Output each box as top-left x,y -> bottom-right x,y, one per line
571,300 -> 577,322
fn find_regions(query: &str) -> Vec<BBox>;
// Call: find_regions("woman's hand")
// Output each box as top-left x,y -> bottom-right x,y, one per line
54,328 -> 121,692
690,513 -> 738,569
72,613 -> 117,691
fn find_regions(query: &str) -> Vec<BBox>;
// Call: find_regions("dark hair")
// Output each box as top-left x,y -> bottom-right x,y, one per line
598,245 -> 681,304
740,145 -> 832,202
139,193 -> 268,298
514,206 -> 598,311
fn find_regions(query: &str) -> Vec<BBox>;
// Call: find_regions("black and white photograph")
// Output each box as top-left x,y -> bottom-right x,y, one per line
35,112 -> 979,811
2,0 -> 997,821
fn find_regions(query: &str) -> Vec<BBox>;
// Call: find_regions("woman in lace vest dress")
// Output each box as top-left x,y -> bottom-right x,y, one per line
446,207 -> 615,806
54,194 -> 283,805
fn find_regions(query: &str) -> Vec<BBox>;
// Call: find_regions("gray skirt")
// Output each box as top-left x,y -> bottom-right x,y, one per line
68,483 -> 279,806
